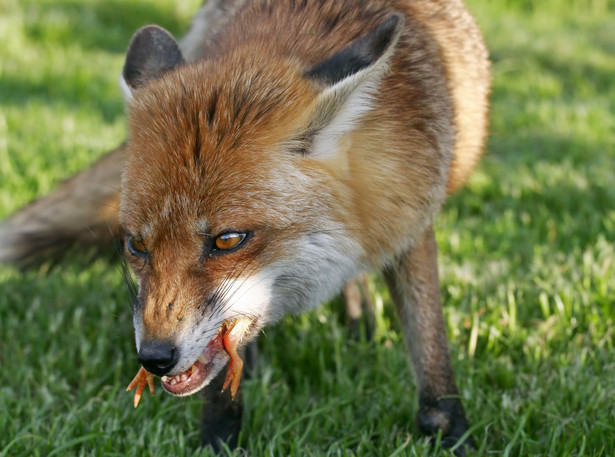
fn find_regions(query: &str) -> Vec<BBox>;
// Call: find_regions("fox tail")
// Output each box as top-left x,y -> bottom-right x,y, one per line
0,144 -> 125,268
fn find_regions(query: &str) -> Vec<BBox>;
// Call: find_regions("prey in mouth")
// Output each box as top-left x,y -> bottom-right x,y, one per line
126,318 -> 253,408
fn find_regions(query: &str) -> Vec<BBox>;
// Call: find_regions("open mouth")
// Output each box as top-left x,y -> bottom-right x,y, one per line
127,318 -> 255,406
160,331 -> 226,396
162,318 -> 254,397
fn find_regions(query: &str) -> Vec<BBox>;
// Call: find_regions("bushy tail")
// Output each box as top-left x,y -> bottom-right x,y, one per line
0,144 -> 126,268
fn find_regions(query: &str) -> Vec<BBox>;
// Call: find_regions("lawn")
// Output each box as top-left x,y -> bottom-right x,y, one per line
1,0 -> 614,455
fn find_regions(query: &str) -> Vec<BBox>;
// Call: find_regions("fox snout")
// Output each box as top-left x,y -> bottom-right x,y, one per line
137,340 -> 179,377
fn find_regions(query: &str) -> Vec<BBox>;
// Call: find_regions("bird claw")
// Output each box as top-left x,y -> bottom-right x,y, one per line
126,366 -> 155,408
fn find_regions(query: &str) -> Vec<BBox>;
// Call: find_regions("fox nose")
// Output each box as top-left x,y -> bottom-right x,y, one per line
137,340 -> 179,376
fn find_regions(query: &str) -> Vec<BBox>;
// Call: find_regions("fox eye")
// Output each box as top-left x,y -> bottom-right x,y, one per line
213,232 -> 248,253
127,235 -> 148,258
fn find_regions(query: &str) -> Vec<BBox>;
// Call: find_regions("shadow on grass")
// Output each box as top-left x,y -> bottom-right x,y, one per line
453,16 -> 615,257
20,0 -> 195,53
491,48 -> 614,107
5,0 -> 200,121
452,130 -> 613,214
1,72 -> 125,123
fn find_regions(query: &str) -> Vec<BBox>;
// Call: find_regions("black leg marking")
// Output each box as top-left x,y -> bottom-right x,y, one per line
200,340 -> 258,453
417,394 -> 474,456
200,365 -> 243,452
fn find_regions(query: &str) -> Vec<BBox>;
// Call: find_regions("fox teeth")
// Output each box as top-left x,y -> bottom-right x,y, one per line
161,363 -> 198,386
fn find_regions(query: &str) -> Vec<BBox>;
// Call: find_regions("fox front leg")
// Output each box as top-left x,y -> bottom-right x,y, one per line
384,226 -> 473,456
200,367 -> 243,452
200,341 -> 258,452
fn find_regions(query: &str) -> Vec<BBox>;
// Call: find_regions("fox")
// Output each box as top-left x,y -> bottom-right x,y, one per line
0,0 -> 490,454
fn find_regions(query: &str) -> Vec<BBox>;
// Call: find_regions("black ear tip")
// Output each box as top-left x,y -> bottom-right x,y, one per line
305,12 -> 404,87
373,13 -> 404,51
125,24 -> 183,67
383,12 -> 403,31
128,25 -> 177,50
123,24 -> 184,91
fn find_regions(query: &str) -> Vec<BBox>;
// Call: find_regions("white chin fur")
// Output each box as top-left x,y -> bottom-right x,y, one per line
277,229 -> 365,313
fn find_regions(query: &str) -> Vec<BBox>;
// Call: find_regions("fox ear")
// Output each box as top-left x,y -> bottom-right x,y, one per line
303,14 -> 404,159
120,25 -> 185,101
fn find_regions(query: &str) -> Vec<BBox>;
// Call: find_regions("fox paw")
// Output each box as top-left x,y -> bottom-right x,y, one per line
417,397 -> 474,456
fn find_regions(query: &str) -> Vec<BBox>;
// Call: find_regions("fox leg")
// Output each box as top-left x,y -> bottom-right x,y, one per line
384,226 -> 473,455
200,340 -> 257,452
200,367 -> 243,452
343,275 -> 376,340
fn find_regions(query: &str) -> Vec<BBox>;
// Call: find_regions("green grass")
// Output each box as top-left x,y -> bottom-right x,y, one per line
1,0 -> 614,455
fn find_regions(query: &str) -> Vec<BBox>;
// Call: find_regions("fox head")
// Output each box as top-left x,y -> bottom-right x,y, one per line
119,13 -> 403,396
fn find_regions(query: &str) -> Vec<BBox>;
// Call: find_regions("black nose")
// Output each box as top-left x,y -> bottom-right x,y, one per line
137,340 -> 179,376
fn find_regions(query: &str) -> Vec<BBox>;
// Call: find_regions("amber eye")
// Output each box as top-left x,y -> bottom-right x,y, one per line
213,232 -> 248,252
127,235 -> 148,258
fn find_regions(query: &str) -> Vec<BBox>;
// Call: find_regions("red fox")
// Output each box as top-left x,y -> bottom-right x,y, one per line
0,0 -> 490,454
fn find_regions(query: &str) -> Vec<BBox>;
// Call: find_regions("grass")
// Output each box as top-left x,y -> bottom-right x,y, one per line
1,0 -> 614,455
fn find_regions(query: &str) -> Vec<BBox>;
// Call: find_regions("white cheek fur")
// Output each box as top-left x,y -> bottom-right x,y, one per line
268,227 -> 367,317
169,271 -> 274,375
215,272 -> 274,323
